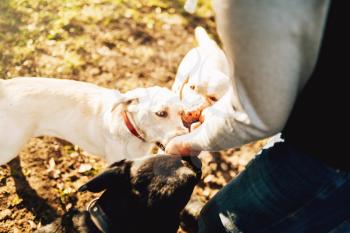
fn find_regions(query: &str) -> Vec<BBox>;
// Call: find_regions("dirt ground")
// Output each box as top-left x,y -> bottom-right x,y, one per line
0,1 -> 268,232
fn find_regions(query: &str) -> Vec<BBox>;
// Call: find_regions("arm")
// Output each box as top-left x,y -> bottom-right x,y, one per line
166,0 -> 330,154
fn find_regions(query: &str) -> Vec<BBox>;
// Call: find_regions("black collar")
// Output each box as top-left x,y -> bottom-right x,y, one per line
87,198 -> 111,233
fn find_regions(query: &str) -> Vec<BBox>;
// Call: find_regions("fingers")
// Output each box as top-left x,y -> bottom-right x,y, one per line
165,135 -> 201,156
165,119 -> 213,156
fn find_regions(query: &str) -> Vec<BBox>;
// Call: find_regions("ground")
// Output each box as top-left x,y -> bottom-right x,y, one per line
0,1 -> 268,232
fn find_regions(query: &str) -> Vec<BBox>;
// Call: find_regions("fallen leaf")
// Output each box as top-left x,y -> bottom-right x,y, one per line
0,209 -> 12,221
78,164 -> 92,173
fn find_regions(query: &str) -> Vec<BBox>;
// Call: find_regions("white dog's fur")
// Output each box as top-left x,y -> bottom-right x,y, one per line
172,27 -> 231,127
0,77 -> 187,165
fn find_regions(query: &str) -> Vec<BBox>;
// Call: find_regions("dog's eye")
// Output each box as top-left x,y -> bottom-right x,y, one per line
156,111 -> 168,118
208,96 -> 218,102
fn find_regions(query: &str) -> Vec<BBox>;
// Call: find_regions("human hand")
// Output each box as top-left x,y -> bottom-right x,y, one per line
166,88 -> 249,156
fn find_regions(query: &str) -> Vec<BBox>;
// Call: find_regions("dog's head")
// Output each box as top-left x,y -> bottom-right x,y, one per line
80,155 -> 201,233
121,86 -> 188,146
172,30 -> 231,129
176,69 -> 230,129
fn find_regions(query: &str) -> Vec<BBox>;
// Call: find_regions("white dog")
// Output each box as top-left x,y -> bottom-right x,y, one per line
0,77 -> 187,165
172,27 -> 231,128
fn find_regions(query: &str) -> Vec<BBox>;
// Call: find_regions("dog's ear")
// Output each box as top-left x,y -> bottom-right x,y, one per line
78,160 -> 131,193
111,96 -> 139,113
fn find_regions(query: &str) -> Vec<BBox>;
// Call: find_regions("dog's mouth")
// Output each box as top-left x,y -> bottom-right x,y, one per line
180,88 -> 219,130
181,109 -> 203,129
181,100 -> 209,130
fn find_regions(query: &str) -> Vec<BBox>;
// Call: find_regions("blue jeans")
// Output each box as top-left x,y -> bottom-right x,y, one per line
198,142 -> 350,233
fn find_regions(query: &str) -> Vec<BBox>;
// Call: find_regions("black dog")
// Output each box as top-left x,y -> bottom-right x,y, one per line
35,155 -> 202,233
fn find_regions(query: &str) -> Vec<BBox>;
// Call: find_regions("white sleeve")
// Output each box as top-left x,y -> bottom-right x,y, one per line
212,0 -> 330,139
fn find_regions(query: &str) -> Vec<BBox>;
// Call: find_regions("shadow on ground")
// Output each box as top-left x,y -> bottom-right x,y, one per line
9,157 -> 59,224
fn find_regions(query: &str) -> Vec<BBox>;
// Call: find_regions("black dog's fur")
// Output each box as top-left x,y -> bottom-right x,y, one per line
36,155 -> 202,233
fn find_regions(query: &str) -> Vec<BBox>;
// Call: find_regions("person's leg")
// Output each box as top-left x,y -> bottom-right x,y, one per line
329,220 -> 350,233
198,142 -> 350,233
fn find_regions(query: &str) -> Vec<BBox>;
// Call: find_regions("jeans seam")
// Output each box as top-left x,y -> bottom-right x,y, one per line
328,219 -> 350,233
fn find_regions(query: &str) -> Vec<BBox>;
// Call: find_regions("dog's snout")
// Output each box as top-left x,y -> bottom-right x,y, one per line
181,156 -> 202,178
181,109 -> 202,129
181,97 -> 211,129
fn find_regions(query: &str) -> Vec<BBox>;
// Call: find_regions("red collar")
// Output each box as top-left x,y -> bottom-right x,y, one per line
122,111 -> 145,142
122,110 -> 166,151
